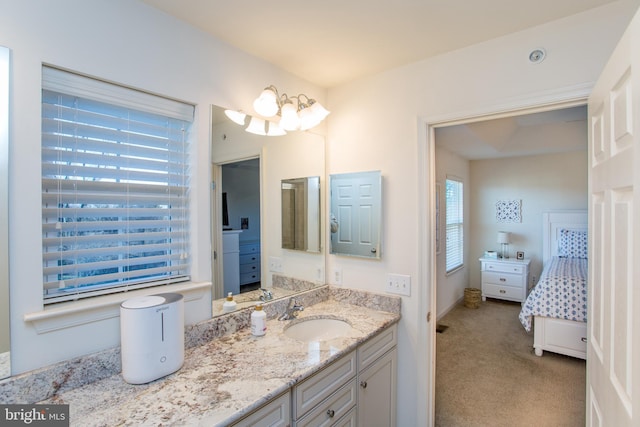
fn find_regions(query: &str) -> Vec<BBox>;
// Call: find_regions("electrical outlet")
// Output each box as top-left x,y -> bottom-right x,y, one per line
386,273 -> 411,296
332,268 -> 342,286
269,256 -> 283,273
315,266 -> 324,282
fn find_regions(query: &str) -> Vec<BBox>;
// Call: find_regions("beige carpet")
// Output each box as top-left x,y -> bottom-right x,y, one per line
435,299 -> 586,427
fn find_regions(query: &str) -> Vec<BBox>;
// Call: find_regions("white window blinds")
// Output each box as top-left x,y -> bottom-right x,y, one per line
445,177 -> 463,273
41,66 -> 194,304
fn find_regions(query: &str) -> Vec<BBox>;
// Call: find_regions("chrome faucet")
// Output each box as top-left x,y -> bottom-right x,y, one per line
260,288 -> 273,302
278,298 -> 304,320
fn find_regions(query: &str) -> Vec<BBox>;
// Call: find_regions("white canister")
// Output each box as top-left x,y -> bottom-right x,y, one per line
120,293 -> 184,384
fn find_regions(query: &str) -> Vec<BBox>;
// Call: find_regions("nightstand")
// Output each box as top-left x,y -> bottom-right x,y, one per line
479,257 -> 530,303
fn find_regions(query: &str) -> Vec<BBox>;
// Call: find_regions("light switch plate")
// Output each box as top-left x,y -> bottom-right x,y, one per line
268,256 -> 283,273
386,273 -> 411,296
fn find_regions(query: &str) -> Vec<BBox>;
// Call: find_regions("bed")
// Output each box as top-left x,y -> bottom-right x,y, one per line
518,211 -> 588,359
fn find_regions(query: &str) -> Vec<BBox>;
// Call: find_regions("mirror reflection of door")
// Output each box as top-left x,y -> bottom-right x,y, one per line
221,158 -> 261,295
330,171 -> 381,258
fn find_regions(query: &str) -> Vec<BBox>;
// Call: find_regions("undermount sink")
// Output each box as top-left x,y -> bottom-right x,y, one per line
283,317 -> 352,342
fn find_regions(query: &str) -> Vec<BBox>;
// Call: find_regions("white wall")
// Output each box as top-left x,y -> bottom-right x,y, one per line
326,2 -> 635,425
469,151 -> 588,290
0,0 -> 325,374
434,147 -> 470,319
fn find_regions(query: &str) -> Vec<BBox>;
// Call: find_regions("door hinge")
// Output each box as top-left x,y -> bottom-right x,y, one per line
427,311 -> 432,322
211,181 -> 216,190
213,250 -> 217,260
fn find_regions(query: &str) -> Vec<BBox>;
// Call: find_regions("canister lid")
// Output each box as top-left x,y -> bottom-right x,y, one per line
121,295 -> 166,309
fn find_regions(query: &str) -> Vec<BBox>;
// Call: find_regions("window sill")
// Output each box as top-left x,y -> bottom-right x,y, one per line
24,281 -> 211,334
445,265 -> 464,276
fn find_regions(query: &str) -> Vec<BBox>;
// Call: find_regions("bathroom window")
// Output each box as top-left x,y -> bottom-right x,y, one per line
445,177 -> 464,273
41,66 -> 194,304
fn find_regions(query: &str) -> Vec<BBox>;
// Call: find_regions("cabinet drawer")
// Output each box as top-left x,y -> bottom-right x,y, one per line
240,243 -> 260,254
231,391 -> 290,427
240,262 -> 260,274
240,253 -> 260,265
333,407 -> 356,427
483,262 -> 524,274
482,271 -> 522,287
543,318 -> 587,354
357,324 -> 397,372
240,272 -> 260,284
294,351 -> 357,418
482,283 -> 521,300
294,379 -> 357,426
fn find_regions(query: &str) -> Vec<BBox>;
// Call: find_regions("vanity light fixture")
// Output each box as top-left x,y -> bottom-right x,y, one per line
224,109 -> 286,136
253,85 -> 330,131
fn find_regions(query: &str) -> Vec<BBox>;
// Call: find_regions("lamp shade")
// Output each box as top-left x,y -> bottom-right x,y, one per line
253,88 -> 279,117
245,116 -> 266,135
224,109 -> 247,125
497,231 -> 511,244
266,121 -> 286,136
279,102 -> 300,131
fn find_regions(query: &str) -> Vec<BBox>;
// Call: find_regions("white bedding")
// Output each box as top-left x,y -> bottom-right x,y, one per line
519,256 -> 587,332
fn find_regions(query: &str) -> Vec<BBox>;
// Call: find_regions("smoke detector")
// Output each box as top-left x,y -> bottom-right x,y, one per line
529,48 -> 546,64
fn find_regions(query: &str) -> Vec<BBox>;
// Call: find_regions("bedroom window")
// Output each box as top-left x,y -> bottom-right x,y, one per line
41,66 -> 194,304
445,177 -> 464,273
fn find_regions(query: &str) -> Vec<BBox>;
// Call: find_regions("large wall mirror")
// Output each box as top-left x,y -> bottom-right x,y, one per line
330,170 -> 382,259
0,46 -> 11,379
211,105 -> 325,316
281,176 -> 320,253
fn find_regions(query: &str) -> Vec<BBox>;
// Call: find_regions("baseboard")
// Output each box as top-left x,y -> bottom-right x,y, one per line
436,295 -> 465,322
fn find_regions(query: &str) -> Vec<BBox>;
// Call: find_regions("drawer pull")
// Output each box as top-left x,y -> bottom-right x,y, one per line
499,278 -> 506,282
581,337 -> 587,343
499,289 -> 506,294
360,380 -> 368,389
327,409 -> 335,418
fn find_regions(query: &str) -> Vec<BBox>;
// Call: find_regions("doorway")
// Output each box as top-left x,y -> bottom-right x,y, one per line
213,158 -> 262,300
422,94 -> 590,425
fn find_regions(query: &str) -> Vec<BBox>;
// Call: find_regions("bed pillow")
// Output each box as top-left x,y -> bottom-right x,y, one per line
558,228 -> 588,258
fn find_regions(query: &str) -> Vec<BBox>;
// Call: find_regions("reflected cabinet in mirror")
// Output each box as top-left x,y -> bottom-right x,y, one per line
330,171 -> 382,258
0,46 -> 10,379
281,177 -> 320,253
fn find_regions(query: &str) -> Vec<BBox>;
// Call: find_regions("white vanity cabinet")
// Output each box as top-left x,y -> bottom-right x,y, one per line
231,390 -> 291,427
356,324 -> 397,427
232,324 -> 398,427
479,257 -> 530,303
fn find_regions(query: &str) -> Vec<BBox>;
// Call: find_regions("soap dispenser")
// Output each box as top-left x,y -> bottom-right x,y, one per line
223,292 -> 237,313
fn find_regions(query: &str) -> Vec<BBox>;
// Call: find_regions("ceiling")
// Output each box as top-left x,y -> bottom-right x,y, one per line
140,0 -> 599,159
140,0 -> 617,88
435,105 -> 587,160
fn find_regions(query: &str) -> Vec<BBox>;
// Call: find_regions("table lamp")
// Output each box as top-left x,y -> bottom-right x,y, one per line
497,231 -> 511,259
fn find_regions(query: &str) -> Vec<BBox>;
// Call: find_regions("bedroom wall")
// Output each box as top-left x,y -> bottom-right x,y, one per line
469,150 -> 588,294
435,146 -> 470,320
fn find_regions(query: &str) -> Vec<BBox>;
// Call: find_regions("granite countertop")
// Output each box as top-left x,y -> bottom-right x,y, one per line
41,296 -> 400,426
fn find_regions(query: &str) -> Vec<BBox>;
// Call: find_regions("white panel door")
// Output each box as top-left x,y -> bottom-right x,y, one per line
587,7 -> 640,426
330,171 -> 381,258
